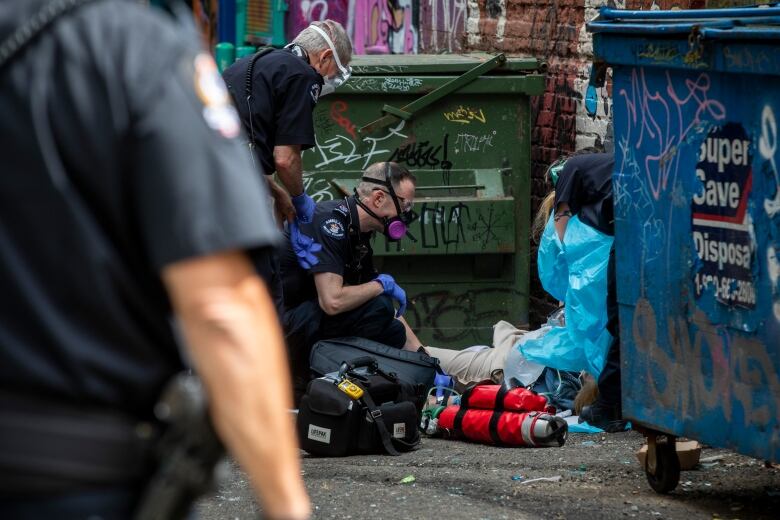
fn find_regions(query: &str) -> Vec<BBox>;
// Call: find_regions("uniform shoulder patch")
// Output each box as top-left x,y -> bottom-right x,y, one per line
322,218 -> 345,239
333,203 -> 349,217
193,53 -> 240,139
310,83 -> 320,103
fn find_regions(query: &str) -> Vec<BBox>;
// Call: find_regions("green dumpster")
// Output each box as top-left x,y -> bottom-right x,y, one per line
301,53 -> 545,347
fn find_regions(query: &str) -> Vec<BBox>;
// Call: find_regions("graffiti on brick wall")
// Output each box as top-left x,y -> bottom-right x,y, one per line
286,0 -> 418,54
419,0 -> 467,53
287,0 -> 350,37
352,0 -> 418,54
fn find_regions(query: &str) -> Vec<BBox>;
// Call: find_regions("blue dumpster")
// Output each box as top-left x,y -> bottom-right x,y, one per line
589,6 -> 780,492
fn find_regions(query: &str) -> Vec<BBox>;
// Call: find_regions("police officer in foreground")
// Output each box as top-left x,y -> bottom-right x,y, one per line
280,162 -> 420,398
0,1 -> 309,518
222,20 -> 353,310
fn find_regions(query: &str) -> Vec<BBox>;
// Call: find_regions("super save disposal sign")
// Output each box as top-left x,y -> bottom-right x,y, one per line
692,123 -> 756,308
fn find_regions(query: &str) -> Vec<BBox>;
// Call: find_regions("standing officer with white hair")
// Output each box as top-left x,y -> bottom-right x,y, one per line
222,20 -> 353,312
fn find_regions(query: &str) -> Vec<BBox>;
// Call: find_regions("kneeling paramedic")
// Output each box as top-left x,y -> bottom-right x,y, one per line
280,162 -> 419,397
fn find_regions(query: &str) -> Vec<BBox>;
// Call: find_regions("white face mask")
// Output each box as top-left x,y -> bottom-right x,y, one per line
308,24 -> 351,97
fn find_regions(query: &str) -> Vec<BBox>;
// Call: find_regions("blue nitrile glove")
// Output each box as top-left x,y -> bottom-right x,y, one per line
374,273 -> 407,317
289,220 -> 322,270
291,192 -> 316,224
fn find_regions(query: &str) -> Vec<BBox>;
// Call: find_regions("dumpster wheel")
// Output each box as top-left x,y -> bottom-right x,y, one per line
644,434 -> 680,494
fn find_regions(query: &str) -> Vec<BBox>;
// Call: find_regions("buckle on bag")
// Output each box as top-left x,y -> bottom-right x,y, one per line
370,409 -> 383,419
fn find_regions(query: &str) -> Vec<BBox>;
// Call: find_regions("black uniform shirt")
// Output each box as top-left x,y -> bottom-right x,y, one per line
0,0 -> 279,417
222,48 -> 323,176
554,153 -> 616,235
280,199 -> 376,310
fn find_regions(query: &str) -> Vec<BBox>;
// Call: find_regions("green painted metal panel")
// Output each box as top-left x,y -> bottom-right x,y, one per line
302,54 -> 543,347
349,54 -> 544,75
340,75 -> 545,96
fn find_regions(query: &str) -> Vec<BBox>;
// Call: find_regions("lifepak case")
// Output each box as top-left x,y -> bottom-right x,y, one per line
437,381 -> 568,448
297,357 -> 420,457
309,336 -> 439,413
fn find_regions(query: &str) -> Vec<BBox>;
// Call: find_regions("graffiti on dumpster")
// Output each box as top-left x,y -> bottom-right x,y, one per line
760,105 -> 780,217
381,77 -> 423,92
618,68 -> 726,201
310,120 -> 408,170
389,135 -> 450,168
633,298 -> 780,429
330,101 -> 357,140
303,172 -> 334,202
408,288 -> 523,343
413,201 -> 511,252
418,201 -> 468,250
454,131 -> 496,154
444,105 -> 487,125
616,139 -> 667,268
341,77 -> 381,92
723,46 -> 774,75
637,43 -> 679,64
692,123 -> 756,308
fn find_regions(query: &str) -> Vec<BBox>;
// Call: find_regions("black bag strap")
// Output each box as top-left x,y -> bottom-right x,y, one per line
359,390 -> 401,456
0,0 -> 100,71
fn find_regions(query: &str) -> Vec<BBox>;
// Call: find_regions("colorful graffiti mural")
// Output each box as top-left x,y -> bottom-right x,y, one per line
285,0 -> 420,54
352,0 -> 418,54
286,0 -> 350,40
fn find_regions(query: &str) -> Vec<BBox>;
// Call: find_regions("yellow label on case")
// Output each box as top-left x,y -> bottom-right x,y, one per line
338,380 -> 364,399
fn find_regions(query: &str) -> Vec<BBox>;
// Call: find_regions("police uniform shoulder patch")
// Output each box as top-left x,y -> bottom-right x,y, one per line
322,218 -> 345,239
193,53 -> 240,139
333,203 -> 349,217
310,83 -> 320,103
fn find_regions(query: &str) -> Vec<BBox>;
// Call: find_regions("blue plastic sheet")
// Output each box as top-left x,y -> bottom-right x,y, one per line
523,215 -> 614,377
568,421 -> 605,434
537,215 -> 569,302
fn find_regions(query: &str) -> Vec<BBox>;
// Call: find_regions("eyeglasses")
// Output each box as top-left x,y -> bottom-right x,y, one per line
308,24 -> 352,87
372,188 -> 413,212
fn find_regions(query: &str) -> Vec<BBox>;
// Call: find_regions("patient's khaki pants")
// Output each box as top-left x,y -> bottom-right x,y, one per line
425,321 -> 528,386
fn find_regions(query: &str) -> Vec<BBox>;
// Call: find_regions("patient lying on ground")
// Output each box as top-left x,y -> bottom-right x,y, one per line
402,311 -> 590,413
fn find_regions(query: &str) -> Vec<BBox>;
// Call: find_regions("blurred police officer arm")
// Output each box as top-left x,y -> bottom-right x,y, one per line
162,251 -> 310,520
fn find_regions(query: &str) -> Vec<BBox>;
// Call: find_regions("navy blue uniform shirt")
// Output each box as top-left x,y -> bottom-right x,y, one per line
222,48 -> 323,176
280,199 -> 376,311
0,0 -> 279,417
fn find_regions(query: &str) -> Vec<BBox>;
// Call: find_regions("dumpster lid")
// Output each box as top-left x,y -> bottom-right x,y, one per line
588,5 -> 780,40
349,53 -> 543,74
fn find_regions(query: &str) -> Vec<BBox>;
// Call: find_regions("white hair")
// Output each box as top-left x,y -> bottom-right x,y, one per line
356,162 -> 415,199
292,20 -> 352,65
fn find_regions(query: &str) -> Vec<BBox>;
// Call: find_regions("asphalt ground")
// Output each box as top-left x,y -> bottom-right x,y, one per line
197,431 -> 780,520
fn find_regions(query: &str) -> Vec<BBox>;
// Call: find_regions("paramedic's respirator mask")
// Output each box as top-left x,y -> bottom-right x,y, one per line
307,24 -> 351,97
354,166 -> 414,242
